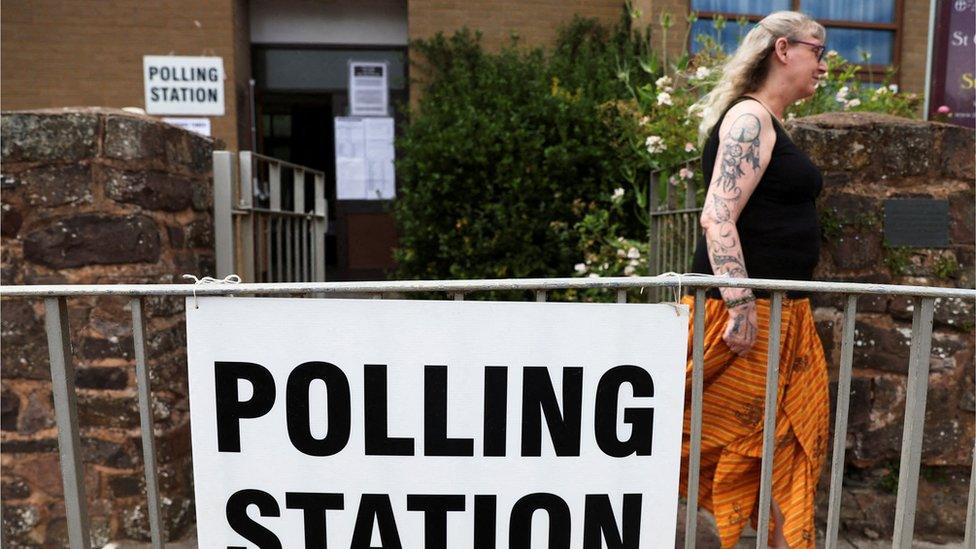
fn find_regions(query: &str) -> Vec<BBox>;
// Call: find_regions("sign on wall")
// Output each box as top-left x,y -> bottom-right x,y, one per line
186,297 -> 689,547
334,116 -> 396,200
143,56 -> 224,116
928,0 -> 976,127
349,61 -> 389,116
161,117 -> 211,137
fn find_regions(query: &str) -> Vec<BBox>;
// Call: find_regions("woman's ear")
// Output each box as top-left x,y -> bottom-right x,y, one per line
773,37 -> 790,63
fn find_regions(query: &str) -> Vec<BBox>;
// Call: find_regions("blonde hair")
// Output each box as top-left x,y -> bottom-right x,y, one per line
694,11 -> 825,143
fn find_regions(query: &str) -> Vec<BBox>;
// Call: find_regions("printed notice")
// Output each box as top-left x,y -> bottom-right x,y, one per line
349,62 -> 389,117
334,116 -> 395,200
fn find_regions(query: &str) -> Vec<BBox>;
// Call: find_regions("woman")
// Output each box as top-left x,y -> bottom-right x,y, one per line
680,11 -> 829,549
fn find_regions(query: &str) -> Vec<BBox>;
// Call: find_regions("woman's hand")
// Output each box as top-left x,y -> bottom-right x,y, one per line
723,300 -> 758,355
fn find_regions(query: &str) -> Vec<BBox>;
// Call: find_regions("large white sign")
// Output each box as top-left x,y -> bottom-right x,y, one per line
186,297 -> 688,548
143,56 -> 224,116
349,61 -> 389,116
334,116 -> 395,200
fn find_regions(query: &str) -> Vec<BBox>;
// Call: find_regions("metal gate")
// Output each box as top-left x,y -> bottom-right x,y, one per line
1,276 -> 973,549
213,151 -> 328,283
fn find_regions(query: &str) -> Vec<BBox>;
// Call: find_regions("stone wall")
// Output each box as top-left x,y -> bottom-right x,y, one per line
0,109 -> 214,546
788,112 -> 975,542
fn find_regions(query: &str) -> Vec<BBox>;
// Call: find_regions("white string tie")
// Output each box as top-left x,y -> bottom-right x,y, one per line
182,274 -> 241,309
646,272 -> 725,315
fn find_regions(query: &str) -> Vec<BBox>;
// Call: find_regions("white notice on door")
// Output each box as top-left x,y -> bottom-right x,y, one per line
334,116 -> 395,200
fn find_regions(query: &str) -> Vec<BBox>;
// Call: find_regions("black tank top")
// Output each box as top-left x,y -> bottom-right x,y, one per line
690,96 -> 823,298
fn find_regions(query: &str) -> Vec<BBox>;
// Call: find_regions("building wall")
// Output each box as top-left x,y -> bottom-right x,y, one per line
250,0 -> 408,46
0,0 -> 245,150
408,0 -> 625,52
900,0 -> 932,96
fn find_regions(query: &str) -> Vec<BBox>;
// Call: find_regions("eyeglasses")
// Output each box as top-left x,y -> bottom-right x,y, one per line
789,39 -> 826,62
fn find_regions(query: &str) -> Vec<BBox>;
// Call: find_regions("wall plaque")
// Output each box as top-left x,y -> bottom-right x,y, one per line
883,198 -> 950,247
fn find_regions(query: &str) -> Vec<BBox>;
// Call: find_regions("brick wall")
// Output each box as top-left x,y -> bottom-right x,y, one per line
0,109 -> 214,545
0,0 -> 247,150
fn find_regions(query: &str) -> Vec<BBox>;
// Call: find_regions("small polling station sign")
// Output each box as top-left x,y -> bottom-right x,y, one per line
143,56 -> 224,116
186,297 -> 689,548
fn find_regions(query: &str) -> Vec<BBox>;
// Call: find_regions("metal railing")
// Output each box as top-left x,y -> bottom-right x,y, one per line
648,161 -> 703,302
213,151 -> 328,283
1,276 -> 973,549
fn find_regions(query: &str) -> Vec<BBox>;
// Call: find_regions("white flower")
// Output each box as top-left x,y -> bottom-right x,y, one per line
616,248 -> 627,258
826,50 -> 839,59
574,262 -> 587,273
611,187 -> 625,200
588,272 -> 600,278
888,84 -> 899,93
668,175 -> 678,185
679,167 -> 695,180
685,142 -> 696,152
624,264 -> 637,276
655,75 -> 672,88
875,86 -> 888,95
645,135 -> 666,154
638,115 -> 650,126
847,98 -> 861,108
693,66 -> 711,80
656,92 -> 673,106
786,112 -> 796,121
627,247 -> 640,259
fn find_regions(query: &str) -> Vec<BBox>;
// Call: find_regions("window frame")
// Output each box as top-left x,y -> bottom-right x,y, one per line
691,0 -> 904,85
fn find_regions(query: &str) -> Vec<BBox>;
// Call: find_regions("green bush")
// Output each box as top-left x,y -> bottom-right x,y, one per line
393,16 -> 650,281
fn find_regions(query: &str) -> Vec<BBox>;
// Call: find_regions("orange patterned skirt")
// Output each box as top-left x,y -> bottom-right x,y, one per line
678,296 -> 830,548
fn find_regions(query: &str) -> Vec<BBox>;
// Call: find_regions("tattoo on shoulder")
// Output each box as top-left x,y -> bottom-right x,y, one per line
716,113 -> 762,193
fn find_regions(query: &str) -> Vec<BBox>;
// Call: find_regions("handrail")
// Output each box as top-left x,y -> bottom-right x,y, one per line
1,276 -> 974,299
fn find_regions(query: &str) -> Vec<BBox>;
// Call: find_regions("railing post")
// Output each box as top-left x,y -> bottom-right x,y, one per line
684,288 -> 706,549
44,297 -> 91,549
648,171 -> 660,302
965,445 -> 975,549
313,173 -> 328,282
892,297 -> 936,548
237,152 -> 256,282
130,298 -> 164,549
213,151 -> 236,278
756,291 -> 783,549
825,295 -> 858,549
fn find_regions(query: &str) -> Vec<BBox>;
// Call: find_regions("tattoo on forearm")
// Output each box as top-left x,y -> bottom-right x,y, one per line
703,112 -> 765,299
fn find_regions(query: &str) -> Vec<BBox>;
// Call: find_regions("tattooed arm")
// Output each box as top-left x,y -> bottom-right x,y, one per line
700,101 -> 776,355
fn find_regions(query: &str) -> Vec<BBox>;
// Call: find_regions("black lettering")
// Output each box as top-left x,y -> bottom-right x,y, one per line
424,366 -> 474,456
473,495 -> 497,549
582,494 -> 642,549
150,87 -> 160,101
209,67 -> 219,81
351,494 -> 402,549
160,66 -> 171,80
509,493 -> 571,549
215,361 -> 275,452
196,87 -> 206,102
521,367 -> 583,456
594,366 -> 654,457
406,494 -> 465,549
226,489 -> 281,549
208,88 -> 219,102
285,492 -> 343,549
195,67 -> 206,81
364,365 -> 415,455
286,362 -> 351,456
148,67 -> 159,80
483,367 -> 507,457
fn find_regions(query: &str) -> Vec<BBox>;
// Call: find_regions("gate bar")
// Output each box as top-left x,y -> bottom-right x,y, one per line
892,297 -> 936,548
44,297 -> 91,549
684,289 -> 706,549
131,298 -> 164,549
756,291 -> 784,549
825,295 -> 858,549
965,445 -> 975,549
